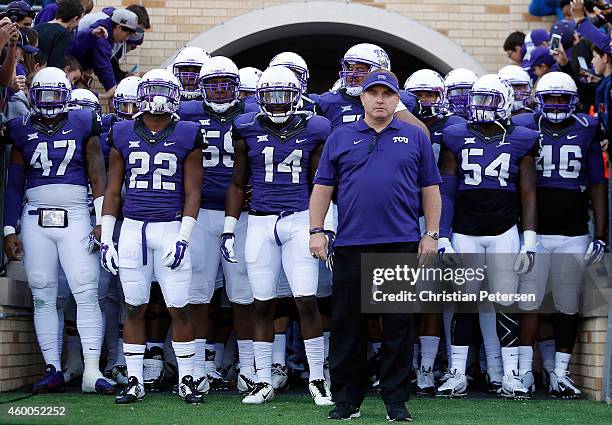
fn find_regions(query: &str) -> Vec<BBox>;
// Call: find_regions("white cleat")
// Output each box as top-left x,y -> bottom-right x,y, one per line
115,376 -> 145,404
237,372 -> 257,394
549,371 -> 582,399
416,366 -> 435,396
195,375 -> 210,395
435,370 -> 468,398
501,371 -> 530,399
242,382 -> 274,404
309,379 -> 334,406
271,363 -> 289,391
521,371 -> 535,398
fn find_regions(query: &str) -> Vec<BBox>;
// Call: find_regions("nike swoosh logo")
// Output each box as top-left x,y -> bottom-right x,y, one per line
567,135 -> 578,140
353,139 -> 363,145
164,142 -> 176,146
434,132 -> 442,136
296,138 -> 307,144
62,130 -> 72,134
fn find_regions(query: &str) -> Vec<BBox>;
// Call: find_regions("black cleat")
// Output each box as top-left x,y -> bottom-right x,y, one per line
328,403 -> 361,420
115,376 -> 145,404
385,402 -> 413,422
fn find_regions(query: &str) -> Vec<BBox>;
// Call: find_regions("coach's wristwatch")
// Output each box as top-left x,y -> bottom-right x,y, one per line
424,230 -> 439,240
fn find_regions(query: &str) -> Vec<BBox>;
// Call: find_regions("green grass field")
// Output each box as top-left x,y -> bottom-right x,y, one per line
0,392 -> 610,425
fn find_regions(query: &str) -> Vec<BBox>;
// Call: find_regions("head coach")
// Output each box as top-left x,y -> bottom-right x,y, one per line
309,69 -> 442,421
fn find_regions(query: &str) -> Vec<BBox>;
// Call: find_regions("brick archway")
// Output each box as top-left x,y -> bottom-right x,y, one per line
162,1 -> 487,76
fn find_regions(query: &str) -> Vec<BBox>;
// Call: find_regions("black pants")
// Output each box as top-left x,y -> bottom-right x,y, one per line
330,242 -> 418,406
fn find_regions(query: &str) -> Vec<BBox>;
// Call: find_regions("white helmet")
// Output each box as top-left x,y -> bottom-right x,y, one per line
498,65 -> 532,111
535,71 -> 578,123
68,88 -> 100,114
137,69 -> 182,115
340,43 -> 391,96
198,56 -> 240,113
404,69 -> 446,118
172,46 -> 211,100
444,68 -> 478,118
256,66 -> 301,124
113,76 -> 141,120
29,67 -> 72,118
269,52 -> 309,92
239,67 -> 262,93
468,74 -> 514,122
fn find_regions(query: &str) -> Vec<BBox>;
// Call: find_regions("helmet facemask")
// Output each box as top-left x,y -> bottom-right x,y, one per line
412,89 -> 444,118
68,99 -> 100,115
446,85 -> 472,118
200,76 -> 238,113
30,85 -> 71,118
537,92 -> 577,123
113,95 -> 138,120
257,86 -> 300,124
511,83 -> 531,111
174,63 -> 202,99
469,90 -> 505,123
339,61 -> 372,96
137,79 -> 181,115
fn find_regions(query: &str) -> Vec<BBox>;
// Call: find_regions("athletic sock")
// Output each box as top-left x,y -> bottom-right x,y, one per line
253,341 -> 273,384
124,343 -> 145,384
272,333 -> 287,366
304,336 -> 325,381
450,345 -> 469,375
204,342 -> 216,374
193,338 -> 206,379
518,346 -> 533,375
420,336 -> 441,371
172,340 -> 195,384
537,339 -> 556,374
501,347 -> 519,376
214,342 -> 225,370
554,351 -> 571,376
237,339 -> 255,375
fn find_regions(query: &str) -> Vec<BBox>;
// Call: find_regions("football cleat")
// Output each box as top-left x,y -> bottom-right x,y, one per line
115,376 -> 145,404
435,370 -> 467,398
195,375 -> 210,395
521,371 -> 535,398
549,371 -> 582,399
82,371 -> 115,395
207,369 -> 230,391
237,371 -> 257,394
486,370 -> 503,394
178,375 -> 204,404
109,365 -> 129,386
62,355 -> 83,383
271,363 -> 289,392
308,379 -> 334,406
242,382 -> 274,404
385,402 -> 413,422
328,403 -> 361,420
500,371 -> 530,399
416,366 -> 435,396
32,365 -> 65,393
143,347 -> 165,392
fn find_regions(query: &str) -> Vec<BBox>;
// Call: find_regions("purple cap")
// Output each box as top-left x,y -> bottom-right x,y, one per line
17,28 -> 38,55
5,1 -> 35,18
362,70 -> 400,94
550,19 -> 576,51
530,29 -> 550,47
526,46 -> 555,69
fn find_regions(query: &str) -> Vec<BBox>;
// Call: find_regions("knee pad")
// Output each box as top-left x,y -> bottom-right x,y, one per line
317,296 -> 331,316
496,312 -> 519,347
451,313 -> 479,346
274,297 -> 292,319
71,267 -> 98,294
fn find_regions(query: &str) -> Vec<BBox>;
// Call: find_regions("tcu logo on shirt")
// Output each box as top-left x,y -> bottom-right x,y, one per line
393,136 -> 409,144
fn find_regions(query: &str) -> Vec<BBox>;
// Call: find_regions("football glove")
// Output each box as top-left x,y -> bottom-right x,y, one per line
437,237 -> 460,265
86,233 -> 101,254
514,245 -> 536,274
162,240 -> 189,270
100,243 -> 119,275
324,229 -> 336,270
584,239 -> 606,266
221,233 -> 237,263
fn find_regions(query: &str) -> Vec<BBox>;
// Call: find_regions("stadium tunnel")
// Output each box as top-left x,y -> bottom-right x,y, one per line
162,1 -> 487,94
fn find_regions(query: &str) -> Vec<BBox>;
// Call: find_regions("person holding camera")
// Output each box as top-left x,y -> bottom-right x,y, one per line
1,1 -> 36,28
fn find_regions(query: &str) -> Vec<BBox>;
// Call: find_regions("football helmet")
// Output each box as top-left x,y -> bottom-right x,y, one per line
468,74 -> 514,122
256,66 -> 301,124
68,88 -> 101,114
269,52 -> 309,92
199,56 -> 240,113
444,68 -> 478,118
113,76 -> 141,120
404,69 -> 446,118
137,69 -> 182,115
172,46 -> 211,100
498,65 -> 532,111
239,67 -> 262,94
535,71 -> 578,123
30,67 -> 72,118
340,43 -> 391,96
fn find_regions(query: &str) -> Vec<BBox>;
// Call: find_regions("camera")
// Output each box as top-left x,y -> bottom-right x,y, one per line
0,8 -> 24,23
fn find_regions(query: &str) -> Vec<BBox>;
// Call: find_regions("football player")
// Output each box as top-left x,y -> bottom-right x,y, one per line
101,68 -> 205,404
404,69 -> 466,395
512,72 -> 606,399
3,67 -> 113,395
239,67 -> 262,103
172,46 -> 211,102
222,66 -> 333,406
444,68 -> 479,119
178,56 -> 261,393
498,65 -> 534,116
269,52 -> 318,111
436,74 -> 539,399
68,88 -> 102,116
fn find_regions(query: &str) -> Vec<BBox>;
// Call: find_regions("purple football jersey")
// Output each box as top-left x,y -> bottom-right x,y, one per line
7,109 -> 102,190
234,113 -> 331,212
178,100 -> 259,210
512,112 -> 605,189
109,118 -> 205,222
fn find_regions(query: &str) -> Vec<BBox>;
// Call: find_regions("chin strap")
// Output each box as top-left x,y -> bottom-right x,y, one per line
493,119 -> 508,145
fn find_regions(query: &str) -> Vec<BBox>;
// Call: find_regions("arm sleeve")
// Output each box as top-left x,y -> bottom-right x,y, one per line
313,134 -> 339,186
93,40 -> 117,91
90,111 -> 103,136
3,162 -> 26,228
417,131 -> 443,187
576,18 -> 611,52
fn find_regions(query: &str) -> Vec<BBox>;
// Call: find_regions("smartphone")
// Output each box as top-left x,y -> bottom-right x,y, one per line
550,34 -> 562,51
578,56 -> 589,70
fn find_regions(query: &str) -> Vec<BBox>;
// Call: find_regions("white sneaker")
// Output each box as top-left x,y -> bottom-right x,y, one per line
435,370 -> 467,398
308,379 -> 333,406
501,371 -> 530,399
416,366 -> 435,396
549,371 -> 582,399
115,376 -> 145,404
178,375 -> 204,404
242,382 -> 274,404
195,375 -> 210,394
271,363 -> 289,391
237,371 -> 257,394
521,371 -> 535,398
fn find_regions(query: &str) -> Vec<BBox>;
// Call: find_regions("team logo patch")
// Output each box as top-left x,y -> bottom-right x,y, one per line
464,137 -> 476,144
257,135 -> 268,143
27,132 -> 38,140
341,105 -> 352,112
377,75 -> 387,80
199,119 -> 210,126
129,140 -> 140,148
393,136 -> 409,144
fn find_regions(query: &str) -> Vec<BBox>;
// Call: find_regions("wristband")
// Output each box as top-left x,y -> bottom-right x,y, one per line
101,215 -> 116,244
523,230 -> 537,251
93,196 -> 104,226
309,227 -> 325,235
223,216 -> 238,234
178,216 -> 196,242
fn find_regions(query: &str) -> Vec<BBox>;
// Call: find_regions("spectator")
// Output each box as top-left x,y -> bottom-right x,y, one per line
14,27 -> 38,77
111,5 -> 150,83
529,0 -> 565,19
1,1 -> 36,28
526,46 -> 557,79
34,0 -> 93,26
34,0 -> 84,68
504,31 -> 526,65
62,55 -> 82,87
521,29 -> 550,68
